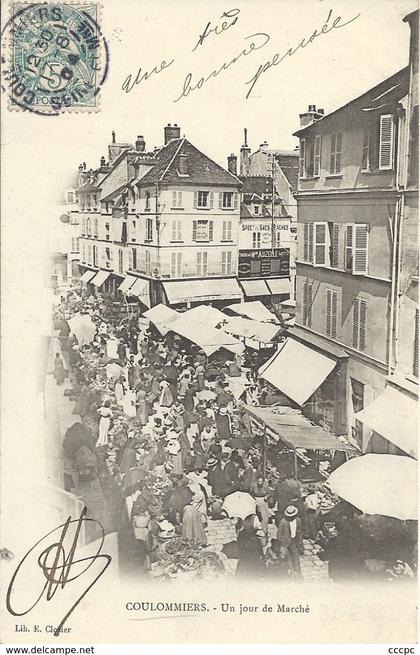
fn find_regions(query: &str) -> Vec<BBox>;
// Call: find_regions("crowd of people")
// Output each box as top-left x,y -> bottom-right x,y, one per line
53,285 -> 417,583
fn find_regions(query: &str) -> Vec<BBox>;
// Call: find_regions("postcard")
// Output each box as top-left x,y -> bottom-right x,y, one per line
0,0 -> 418,647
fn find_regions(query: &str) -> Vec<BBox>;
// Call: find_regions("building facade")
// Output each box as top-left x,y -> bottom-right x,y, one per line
50,186 -> 80,289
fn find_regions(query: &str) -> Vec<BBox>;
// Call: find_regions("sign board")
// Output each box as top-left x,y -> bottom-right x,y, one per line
238,248 -> 290,278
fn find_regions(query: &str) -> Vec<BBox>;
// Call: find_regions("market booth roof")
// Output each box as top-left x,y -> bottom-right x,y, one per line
167,320 -> 244,357
259,338 -> 337,405
355,385 -> 418,458
143,304 -> 180,324
91,270 -> 110,287
220,317 -> 282,343
80,269 -> 97,284
243,404 -> 354,451
226,300 -> 280,323
162,278 -> 242,305
118,275 -> 138,294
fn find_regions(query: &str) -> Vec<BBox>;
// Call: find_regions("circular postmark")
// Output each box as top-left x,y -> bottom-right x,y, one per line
1,3 -> 109,116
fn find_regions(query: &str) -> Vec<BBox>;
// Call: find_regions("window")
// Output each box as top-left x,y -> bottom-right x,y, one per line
82,241 -> 86,262
195,190 -> 212,208
253,205 -> 260,215
145,250 -> 151,275
313,135 -> 322,177
193,219 -> 213,242
87,244 -> 92,265
328,222 -> 340,268
326,290 -> 338,339
131,220 -> 137,242
93,218 -> 98,238
303,223 -> 314,263
300,136 -> 321,178
299,138 -> 306,178
221,251 -> 232,275
313,222 -> 328,266
196,251 -> 208,277
352,224 -> 369,275
172,191 -> 183,208
145,191 -> 151,211
330,133 -> 342,174
105,222 -> 110,241
146,217 -> 153,241
414,309 -> 419,377
252,232 -> 261,249
105,247 -> 112,268
131,248 -> 137,271
86,218 -> 91,236
171,220 -> 182,242
86,194 -> 91,209
67,191 -> 75,203
71,237 -> 79,253
361,129 -> 370,171
81,217 -> 86,235
222,220 -> 232,241
351,379 -> 364,449
274,230 -> 282,248
220,192 -> 236,209
118,249 -> 124,274
93,245 -> 98,267
345,225 -> 353,271
171,252 -> 182,278
352,298 -> 367,351
121,222 -> 127,243
302,280 -> 313,327
378,114 -> 394,170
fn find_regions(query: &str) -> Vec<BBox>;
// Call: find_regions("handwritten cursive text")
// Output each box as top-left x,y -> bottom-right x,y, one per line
122,58 -> 175,94
192,8 -> 240,52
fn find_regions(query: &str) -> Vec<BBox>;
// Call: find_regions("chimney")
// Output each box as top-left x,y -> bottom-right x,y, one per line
83,162 -> 86,170
111,130 -> 116,143
259,141 -> 269,153
227,153 -> 238,176
100,156 -> 106,167
240,127 -> 251,176
178,152 -> 188,175
135,135 -> 146,152
164,123 -> 181,144
299,104 -> 324,127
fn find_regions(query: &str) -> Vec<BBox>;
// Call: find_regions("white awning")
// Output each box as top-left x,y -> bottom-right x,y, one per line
162,278 -> 242,305
80,269 -> 97,284
259,338 -> 336,406
355,386 -> 418,458
143,303 -> 180,324
130,278 -> 150,308
240,279 -> 270,297
118,275 -> 138,294
91,270 -> 110,287
226,300 -> 279,323
265,277 -> 291,295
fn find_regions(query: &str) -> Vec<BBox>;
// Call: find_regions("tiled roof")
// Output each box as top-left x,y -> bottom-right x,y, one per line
274,154 -> 299,191
240,176 -> 275,196
139,138 -> 241,187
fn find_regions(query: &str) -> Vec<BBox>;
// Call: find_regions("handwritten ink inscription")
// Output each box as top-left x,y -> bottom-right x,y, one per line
120,7 -> 361,103
6,507 -> 111,637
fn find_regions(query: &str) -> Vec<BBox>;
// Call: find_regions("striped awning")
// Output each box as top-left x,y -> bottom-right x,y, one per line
129,278 -> 151,308
80,269 -> 97,283
118,275 -> 138,294
91,270 -> 110,287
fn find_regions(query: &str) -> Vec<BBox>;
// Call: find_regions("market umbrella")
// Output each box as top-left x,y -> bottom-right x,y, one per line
222,491 -> 257,520
196,389 -> 216,402
326,454 -> 417,521
68,313 -> 96,346
227,437 -> 252,450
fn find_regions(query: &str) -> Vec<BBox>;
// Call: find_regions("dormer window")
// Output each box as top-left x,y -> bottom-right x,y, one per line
254,205 -> 260,215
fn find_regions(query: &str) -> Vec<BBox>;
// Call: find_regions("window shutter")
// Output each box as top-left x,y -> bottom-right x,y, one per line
172,220 -> 176,241
345,225 -> 353,270
172,191 -> 177,207
177,220 -> 182,241
379,114 -> 394,170
308,223 -> 314,264
209,220 -> 214,241
307,283 -> 312,327
209,192 -> 214,208
222,221 -> 226,241
352,223 -> 368,275
233,193 -> 238,209
227,221 -> 232,241
303,223 -> 308,261
352,299 -> 359,348
359,299 -> 367,350
331,291 -> 337,339
314,135 -> 322,177
336,133 -> 342,173
330,133 -> 336,174
219,193 -> 223,209
197,251 -> 201,276
178,191 -> 182,207
299,139 -> 306,178
194,191 -> 198,208
362,129 -> 370,171
332,223 -> 340,268
192,220 -> 197,241
314,222 -> 328,266
326,290 -> 332,336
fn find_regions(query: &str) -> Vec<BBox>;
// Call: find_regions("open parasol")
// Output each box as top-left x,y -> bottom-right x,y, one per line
222,491 -> 257,520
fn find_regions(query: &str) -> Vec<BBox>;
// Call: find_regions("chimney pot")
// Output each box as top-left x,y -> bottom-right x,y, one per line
164,123 -> 181,144
112,130 -> 116,143
308,104 -> 316,112
135,135 -> 146,152
227,153 -> 238,176
100,156 -> 106,166
318,108 -> 324,115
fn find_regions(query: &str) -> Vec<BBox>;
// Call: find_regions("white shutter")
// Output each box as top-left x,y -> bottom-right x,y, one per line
313,221 -> 328,266
227,221 -> 232,241
233,193 -> 238,210
222,221 -> 226,241
326,290 -> 332,336
209,192 -> 214,208
197,251 -> 202,277
352,223 -> 369,275
359,299 -> 367,350
352,299 -> 359,348
303,223 -> 309,261
299,138 -> 306,178
345,225 -> 353,270
194,191 -> 198,207
314,135 -> 322,177
172,191 -> 177,207
177,220 -> 182,241
192,220 -> 197,241
219,193 -> 223,209
379,114 -> 394,170
331,223 -> 340,268
178,191 -> 182,207
171,220 -> 176,241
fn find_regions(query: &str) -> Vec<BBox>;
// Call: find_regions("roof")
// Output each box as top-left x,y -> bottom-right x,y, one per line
139,138 -> 241,187
274,154 -> 299,191
294,67 -> 409,137
243,405 -> 354,451
240,176 -> 276,196
77,182 -> 101,193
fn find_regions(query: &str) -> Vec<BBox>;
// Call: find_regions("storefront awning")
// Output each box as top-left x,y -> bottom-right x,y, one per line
162,278 -> 243,305
243,405 -> 354,451
80,269 -> 97,284
259,338 -> 337,406
129,278 -> 151,308
355,386 -> 418,458
91,270 -> 110,287
265,277 -> 291,295
118,275 -> 138,294
226,300 -> 279,323
240,279 -> 270,297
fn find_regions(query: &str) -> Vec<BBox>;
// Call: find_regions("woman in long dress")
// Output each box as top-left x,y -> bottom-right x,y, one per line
96,401 -> 113,447
135,387 -> 149,426
182,504 -> 207,545
54,352 -> 66,385
159,379 -> 173,407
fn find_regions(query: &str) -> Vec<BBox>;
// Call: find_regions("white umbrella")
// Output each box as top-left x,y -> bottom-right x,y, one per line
326,454 -> 417,521
68,313 -> 96,346
222,492 -> 257,520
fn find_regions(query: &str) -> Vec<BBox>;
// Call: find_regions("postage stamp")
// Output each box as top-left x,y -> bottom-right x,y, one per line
1,2 -> 109,115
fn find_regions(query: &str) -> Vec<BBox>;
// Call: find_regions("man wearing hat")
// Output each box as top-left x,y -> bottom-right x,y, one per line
277,505 -> 304,577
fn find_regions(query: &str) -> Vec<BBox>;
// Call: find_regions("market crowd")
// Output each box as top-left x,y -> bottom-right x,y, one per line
53,285 -> 417,583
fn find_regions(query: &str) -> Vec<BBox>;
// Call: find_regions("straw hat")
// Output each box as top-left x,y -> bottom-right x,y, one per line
284,505 -> 298,518
219,407 -> 228,415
